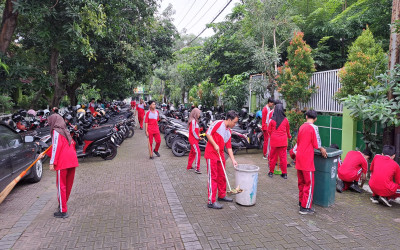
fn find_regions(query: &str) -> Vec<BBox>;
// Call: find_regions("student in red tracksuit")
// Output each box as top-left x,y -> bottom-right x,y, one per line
45,114 -> 79,218
205,111 -> 239,209
262,98 -> 275,159
296,110 -> 327,215
130,99 -> 136,110
267,104 -> 291,179
369,145 -> 400,207
136,98 -> 146,129
336,149 -> 371,193
145,100 -> 161,159
187,108 -> 202,174
88,98 -> 96,114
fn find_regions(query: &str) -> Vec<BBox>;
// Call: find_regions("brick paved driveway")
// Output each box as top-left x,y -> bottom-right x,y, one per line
1,129 -> 400,249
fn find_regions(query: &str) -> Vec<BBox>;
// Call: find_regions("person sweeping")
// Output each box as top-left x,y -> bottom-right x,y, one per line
145,100 -> 161,159
204,110 -> 239,209
136,98 -> 146,130
267,103 -> 291,179
46,114 -> 79,218
187,108 -> 202,174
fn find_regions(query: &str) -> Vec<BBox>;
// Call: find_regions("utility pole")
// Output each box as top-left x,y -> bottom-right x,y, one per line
388,0 -> 400,161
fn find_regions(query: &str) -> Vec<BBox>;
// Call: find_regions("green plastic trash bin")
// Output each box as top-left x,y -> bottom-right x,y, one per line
313,147 -> 343,207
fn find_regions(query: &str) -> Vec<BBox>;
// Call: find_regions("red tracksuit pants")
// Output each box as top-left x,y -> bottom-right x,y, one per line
372,184 -> 400,200
187,143 -> 200,170
138,111 -> 145,128
148,132 -> 161,152
56,168 -> 76,213
269,146 -> 287,174
206,159 -> 226,204
263,130 -> 270,157
297,170 -> 314,209
340,168 -> 362,191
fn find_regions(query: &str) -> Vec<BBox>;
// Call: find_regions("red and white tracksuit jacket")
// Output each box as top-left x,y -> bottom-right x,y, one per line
137,103 -> 145,128
46,131 -> 79,213
204,120 -> 232,204
262,106 -> 273,157
187,120 -> 201,170
145,110 -> 161,152
337,151 -> 368,191
268,118 -> 291,174
369,155 -> 400,199
295,122 -> 321,209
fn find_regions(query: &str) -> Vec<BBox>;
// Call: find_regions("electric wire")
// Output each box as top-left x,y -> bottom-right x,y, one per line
188,0 -> 218,31
177,0 -> 197,27
188,0 -> 233,45
182,0 -> 210,30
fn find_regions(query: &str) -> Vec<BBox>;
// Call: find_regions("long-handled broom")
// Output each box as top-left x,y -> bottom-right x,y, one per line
218,153 -> 243,195
0,146 -> 51,204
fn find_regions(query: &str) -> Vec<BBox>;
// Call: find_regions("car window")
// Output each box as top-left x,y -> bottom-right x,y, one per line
0,126 -> 22,149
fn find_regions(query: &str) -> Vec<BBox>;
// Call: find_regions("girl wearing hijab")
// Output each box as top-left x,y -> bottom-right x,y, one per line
46,114 -> 79,218
267,104 -> 291,179
187,108 -> 202,174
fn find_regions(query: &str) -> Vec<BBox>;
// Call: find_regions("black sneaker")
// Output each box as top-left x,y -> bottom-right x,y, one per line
378,196 -> 392,207
370,196 -> 379,204
349,182 -> 362,193
149,156 -> 154,160
299,206 -> 315,215
54,211 -> 69,218
195,169 -> 202,174
268,172 -> 273,178
287,164 -> 292,168
153,150 -> 160,157
299,201 -> 301,207
207,202 -> 223,209
336,179 -> 344,193
281,173 -> 287,179
218,196 -> 233,202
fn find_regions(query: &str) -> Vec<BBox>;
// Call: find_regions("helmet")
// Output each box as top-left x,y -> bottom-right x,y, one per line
27,109 -> 36,117
64,114 -> 73,122
43,109 -> 50,117
77,108 -> 86,114
12,113 -> 22,122
239,108 -> 248,117
256,110 -> 262,119
18,109 -> 27,117
81,104 -> 86,109
77,112 -> 85,121
248,113 -> 255,120
76,104 -> 81,109
100,110 -> 105,116
37,110 -> 44,116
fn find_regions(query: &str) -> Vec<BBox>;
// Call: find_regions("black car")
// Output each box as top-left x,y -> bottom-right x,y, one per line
0,124 -> 43,194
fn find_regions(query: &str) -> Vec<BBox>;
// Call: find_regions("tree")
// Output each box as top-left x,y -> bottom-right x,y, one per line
220,73 -> 249,111
336,27 -> 387,99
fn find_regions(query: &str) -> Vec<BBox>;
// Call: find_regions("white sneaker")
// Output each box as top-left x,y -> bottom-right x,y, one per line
378,196 -> 392,207
263,155 -> 268,160
370,196 -> 379,204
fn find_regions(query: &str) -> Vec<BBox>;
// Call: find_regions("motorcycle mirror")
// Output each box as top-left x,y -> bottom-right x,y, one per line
24,135 -> 34,143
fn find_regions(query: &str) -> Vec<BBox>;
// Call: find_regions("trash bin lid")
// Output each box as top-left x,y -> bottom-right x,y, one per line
314,147 -> 343,157
234,164 -> 260,172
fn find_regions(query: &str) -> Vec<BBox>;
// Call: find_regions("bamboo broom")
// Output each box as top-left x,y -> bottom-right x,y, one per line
0,146 -> 51,204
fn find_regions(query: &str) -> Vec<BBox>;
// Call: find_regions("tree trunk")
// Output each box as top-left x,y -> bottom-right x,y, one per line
50,48 -> 63,108
273,27 -> 278,74
0,0 -> 18,54
388,0 -> 400,162
66,83 -> 80,106
29,89 -> 44,109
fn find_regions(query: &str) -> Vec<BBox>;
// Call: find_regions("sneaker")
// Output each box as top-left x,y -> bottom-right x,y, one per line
299,206 -> 315,215
54,211 -> 69,218
349,182 -> 362,193
281,173 -> 287,179
153,150 -> 160,157
268,172 -> 273,178
336,179 -> 344,193
287,163 -> 292,168
207,202 -> 223,209
378,196 -> 392,207
218,196 -> 233,202
263,155 -> 268,160
149,156 -> 154,160
299,201 -> 301,207
195,170 -> 202,174
370,196 -> 379,204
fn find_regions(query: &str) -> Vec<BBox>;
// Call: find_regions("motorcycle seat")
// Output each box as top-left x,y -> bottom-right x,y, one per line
83,127 -> 111,141
232,128 -> 248,134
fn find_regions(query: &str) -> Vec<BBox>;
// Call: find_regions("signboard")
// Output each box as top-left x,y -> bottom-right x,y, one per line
134,86 -> 144,94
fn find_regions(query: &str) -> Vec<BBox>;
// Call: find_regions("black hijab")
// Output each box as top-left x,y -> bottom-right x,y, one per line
271,104 -> 286,129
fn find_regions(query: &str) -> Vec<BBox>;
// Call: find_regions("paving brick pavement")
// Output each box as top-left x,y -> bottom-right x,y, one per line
1,128 -> 400,249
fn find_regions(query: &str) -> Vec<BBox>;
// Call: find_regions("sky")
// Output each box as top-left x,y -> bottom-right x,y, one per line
159,0 -> 242,38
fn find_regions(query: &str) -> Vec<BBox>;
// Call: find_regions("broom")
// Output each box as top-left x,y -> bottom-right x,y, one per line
0,146 -> 51,204
218,153 -> 243,195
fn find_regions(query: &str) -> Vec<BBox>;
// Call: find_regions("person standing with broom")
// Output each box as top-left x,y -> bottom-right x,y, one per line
46,114 -> 79,218
205,110 -> 239,209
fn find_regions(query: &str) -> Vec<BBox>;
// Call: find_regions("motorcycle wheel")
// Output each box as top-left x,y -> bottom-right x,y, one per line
101,143 -> 118,160
126,127 -> 135,138
159,123 -> 165,134
171,138 -> 188,157
165,133 -> 176,148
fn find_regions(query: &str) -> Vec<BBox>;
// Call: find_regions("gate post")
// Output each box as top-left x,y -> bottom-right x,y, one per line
341,107 -> 357,158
